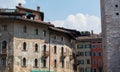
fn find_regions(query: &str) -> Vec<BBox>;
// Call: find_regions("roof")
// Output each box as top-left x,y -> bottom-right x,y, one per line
76,34 -> 102,42
56,27 -> 81,37
16,6 -> 44,14
0,17 -> 54,27
49,27 -> 76,39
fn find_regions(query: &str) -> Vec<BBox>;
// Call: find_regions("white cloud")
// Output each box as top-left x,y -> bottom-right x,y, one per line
51,13 -> 101,34
0,0 -> 26,8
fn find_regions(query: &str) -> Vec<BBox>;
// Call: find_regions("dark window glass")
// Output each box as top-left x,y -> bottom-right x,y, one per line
35,44 -> 38,52
34,59 -> 38,67
87,59 -> 90,64
80,68 -> 84,72
43,59 -> 46,67
92,45 -> 96,48
23,42 -> 26,51
77,44 -> 83,49
54,46 -> 57,54
79,60 -> 84,64
98,52 -> 102,56
79,52 -> 84,56
2,41 -> 7,49
2,25 -> 7,31
62,60 -> 64,68
85,44 -> 91,48
115,4 -> 118,7
23,58 -> 26,66
54,60 -> 57,68
116,12 -> 119,16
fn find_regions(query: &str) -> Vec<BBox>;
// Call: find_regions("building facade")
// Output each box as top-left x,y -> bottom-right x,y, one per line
0,4 -> 78,72
76,33 -> 103,72
91,38 -> 103,72
101,0 -> 120,72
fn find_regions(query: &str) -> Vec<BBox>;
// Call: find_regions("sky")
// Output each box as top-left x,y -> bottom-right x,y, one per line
0,0 -> 101,34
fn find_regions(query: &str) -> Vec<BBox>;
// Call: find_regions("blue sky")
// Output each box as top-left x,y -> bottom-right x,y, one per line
0,0 -> 101,33
24,0 -> 100,21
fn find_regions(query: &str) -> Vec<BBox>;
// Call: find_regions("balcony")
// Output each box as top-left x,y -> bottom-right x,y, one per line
42,51 -> 49,58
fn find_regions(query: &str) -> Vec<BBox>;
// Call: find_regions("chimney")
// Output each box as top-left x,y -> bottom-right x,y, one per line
37,6 -> 40,11
18,3 -> 22,7
91,30 -> 93,35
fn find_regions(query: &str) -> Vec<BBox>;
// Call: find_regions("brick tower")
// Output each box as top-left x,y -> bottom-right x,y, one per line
101,0 -> 120,72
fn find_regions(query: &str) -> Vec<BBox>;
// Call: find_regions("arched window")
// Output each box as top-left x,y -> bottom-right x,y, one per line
23,42 -> 26,51
62,60 -> 64,68
2,41 -> 7,49
54,60 -> 57,68
23,58 -> 26,66
61,47 -> 64,54
43,45 -> 46,51
34,59 -> 38,67
43,59 -> 46,67
54,46 -> 57,54
35,44 -> 38,52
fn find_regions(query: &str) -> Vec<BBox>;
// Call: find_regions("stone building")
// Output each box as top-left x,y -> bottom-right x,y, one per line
0,3 -> 79,72
76,32 -> 103,72
101,0 -> 120,72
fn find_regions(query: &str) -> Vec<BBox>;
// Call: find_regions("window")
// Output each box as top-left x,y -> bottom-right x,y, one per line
61,47 -> 64,54
79,60 -> 84,64
93,60 -> 96,64
79,52 -> 84,56
2,25 -> 7,31
54,46 -> 57,54
86,68 -> 91,72
92,52 -> 96,56
43,59 -> 46,67
43,30 -> 46,37
34,59 -> 38,67
54,60 -> 57,68
85,44 -> 91,48
61,37 -> 64,41
92,45 -> 96,48
23,58 -> 26,66
85,51 -> 91,56
115,4 -> 118,8
80,68 -> 84,72
87,59 -> 90,64
23,42 -> 26,51
2,41 -> 7,50
35,28 -> 38,35
62,60 -> 64,68
77,44 -> 83,49
98,52 -> 102,56
43,45 -> 46,51
93,68 -> 96,72
23,26 -> 27,33
98,60 -> 102,65
2,58 -> 6,66
116,12 -> 119,16
35,44 -> 38,52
